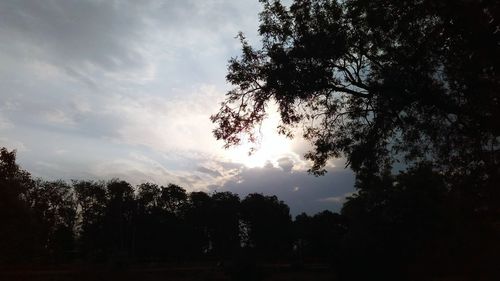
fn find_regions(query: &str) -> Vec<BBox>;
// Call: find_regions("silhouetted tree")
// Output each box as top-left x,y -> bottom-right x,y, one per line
3,146 -> 363,269
294,210 -> 346,262
136,182 -> 161,211
158,184 -> 189,260
0,148 -> 37,263
1,149 -> 77,263
241,193 -> 292,257
211,0 -> 499,214
338,164 -> 500,280
135,183 -> 162,259
209,191 -> 241,257
159,184 -> 188,215
74,180 -> 107,261
104,180 -> 136,260
30,180 -> 77,262
212,3 -> 500,278
184,191 -> 213,257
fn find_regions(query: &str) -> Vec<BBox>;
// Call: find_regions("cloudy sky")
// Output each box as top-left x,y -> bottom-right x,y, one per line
0,0 -> 354,215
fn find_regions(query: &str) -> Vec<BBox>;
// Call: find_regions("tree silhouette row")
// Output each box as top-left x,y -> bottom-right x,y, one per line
0,147 -> 342,265
1,147 -> 498,280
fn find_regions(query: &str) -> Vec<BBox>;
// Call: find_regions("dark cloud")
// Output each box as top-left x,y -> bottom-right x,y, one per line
196,166 -> 222,177
179,174 -> 203,186
218,161 -> 244,170
0,0 -> 148,73
0,0 -> 356,217
218,165 -> 355,216
277,157 -> 294,173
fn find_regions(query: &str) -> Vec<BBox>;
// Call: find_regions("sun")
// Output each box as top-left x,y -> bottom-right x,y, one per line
222,111 -> 293,168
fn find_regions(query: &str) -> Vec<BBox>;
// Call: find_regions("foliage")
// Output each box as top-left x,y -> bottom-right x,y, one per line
294,210 -> 346,261
340,164 -> 499,280
210,191 -> 242,257
0,148 -> 37,262
211,0 -> 499,211
1,146 -> 498,279
241,193 -> 292,256
211,1 -> 500,271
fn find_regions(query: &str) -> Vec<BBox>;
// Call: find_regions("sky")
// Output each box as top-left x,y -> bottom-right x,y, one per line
0,0 -> 355,216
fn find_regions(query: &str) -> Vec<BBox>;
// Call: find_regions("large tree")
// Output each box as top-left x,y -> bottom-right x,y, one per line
0,148 -> 37,262
211,0 -> 499,210
240,193 -> 292,256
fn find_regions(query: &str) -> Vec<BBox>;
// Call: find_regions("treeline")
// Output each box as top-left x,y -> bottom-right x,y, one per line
0,147 -> 344,264
1,147 -> 498,280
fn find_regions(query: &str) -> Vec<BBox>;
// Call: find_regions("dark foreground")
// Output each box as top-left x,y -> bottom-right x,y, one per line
0,262 -> 336,281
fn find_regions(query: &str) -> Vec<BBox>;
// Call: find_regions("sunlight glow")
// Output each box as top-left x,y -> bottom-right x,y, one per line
223,110 -> 293,168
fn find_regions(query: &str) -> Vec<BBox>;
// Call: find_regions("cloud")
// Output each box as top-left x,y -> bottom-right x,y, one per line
318,196 -> 344,203
43,110 -> 76,126
318,192 -> 356,204
0,0 -> 356,216
277,157 -> 294,173
217,164 -> 355,216
197,166 -> 222,178
0,114 -> 13,130
110,85 -> 225,154
0,0 -> 153,81
0,137 -> 28,152
91,153 -> 177,186
0,0 -> 262,146
0,0 -> 260,93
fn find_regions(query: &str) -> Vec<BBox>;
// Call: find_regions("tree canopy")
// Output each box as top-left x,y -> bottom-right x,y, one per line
1,147 -> 497,279
211,0 -> 499,208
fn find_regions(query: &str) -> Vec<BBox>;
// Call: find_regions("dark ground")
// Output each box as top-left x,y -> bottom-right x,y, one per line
0,262 -> 336,281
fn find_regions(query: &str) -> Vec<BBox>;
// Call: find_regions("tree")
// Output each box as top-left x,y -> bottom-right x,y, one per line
184,191 -> 213,257
30,180 -> 77,261
209,191 -> 241,257
1,148 -> 78,263
294,210 -> 346,261
136,182 -> 161,212
104,180 -> 136,258
74,180 -> 107,260
339,163 -> 500,280
135,183 -> 162,259
0,148 -> 37,262
211,0 -> 499,211
159,184 -> 188,215
240,193 -> 292,257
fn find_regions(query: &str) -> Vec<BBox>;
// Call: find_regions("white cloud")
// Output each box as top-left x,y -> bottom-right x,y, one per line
110,84 -> 224,154
0,114 -> 13,130
318,192 -> 357,204
91,153 -> 176,186
0,137 -> 28,152
0,0 -> 355,215
43,110 -> 76,126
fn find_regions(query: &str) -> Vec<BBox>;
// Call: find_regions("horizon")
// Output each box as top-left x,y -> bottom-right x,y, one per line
0,0 -> 354,216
